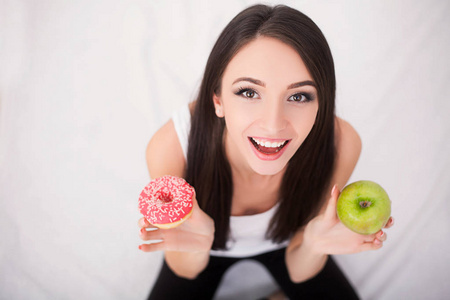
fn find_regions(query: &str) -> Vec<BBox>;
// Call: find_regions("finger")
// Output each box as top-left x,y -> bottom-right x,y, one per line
362,231 -> 387,244
376,230 -> 387,242
363,234 -> 377,243
138,217 -> 147,228
359,240 -> 383,252
384,217 -> 395,229
138,241 -> 165,252
324,184 -> 339,220
138,217 -> 158,229
139,227 -> 164,241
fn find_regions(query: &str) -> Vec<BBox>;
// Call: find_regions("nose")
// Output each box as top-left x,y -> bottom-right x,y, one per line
259,99 -> 287,134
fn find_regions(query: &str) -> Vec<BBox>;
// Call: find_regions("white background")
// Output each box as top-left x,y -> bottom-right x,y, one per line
1,0 -> 450,299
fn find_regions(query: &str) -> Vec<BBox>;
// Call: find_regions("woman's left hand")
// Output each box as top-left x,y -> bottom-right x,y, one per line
303,185 -> 394,255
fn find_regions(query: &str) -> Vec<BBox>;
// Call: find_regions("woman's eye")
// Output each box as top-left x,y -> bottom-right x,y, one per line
235,88 -> 258,99
288,93 -> 312,103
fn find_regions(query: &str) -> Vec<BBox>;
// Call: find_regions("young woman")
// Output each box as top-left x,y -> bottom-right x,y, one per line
138,4 -> 393,299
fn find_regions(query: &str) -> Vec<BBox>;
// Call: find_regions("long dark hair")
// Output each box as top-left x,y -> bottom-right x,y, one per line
186,4 -> 336,249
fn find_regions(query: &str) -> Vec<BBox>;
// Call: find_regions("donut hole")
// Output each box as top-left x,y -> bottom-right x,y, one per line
156,190 -> 173,203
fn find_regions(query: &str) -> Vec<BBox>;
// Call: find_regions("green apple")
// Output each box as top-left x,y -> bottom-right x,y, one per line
336,180 -> 391,235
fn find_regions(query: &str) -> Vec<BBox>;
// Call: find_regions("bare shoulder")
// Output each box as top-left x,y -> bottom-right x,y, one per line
335,117 -> 362,158
146,119 -> 186,179
333,117 -> 362,188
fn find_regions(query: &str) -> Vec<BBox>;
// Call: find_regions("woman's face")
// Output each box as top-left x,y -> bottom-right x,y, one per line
214,37 -> 319,176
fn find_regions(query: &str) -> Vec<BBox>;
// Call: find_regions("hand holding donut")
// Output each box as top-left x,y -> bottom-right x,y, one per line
138,176 -> 215,253
303,185 -> 394,255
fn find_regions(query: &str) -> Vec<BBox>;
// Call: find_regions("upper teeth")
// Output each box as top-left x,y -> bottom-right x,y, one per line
251,137 -> 287,148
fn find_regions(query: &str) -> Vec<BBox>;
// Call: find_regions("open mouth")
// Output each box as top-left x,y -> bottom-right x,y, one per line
249,137 -> 290,155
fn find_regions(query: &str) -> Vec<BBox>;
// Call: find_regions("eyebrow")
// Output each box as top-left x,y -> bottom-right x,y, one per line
233,77 -> 265,87
287,80 -> 316,89
232,77 -> 316,89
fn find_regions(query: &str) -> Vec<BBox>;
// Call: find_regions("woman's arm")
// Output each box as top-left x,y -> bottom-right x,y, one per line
145,119 -> 187,178
285,117 -> 392,283
138,119 -> 215,279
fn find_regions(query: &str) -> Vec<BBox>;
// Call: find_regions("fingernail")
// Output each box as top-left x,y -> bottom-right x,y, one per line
374,239 -> 381,245
138,245 -> 142,250
379,231 -> 384,237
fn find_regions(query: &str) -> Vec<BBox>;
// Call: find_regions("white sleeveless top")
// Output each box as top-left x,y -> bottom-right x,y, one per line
172,105 -> 289,257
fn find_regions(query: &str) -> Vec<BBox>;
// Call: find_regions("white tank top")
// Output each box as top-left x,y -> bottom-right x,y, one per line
172,105 -> 288,257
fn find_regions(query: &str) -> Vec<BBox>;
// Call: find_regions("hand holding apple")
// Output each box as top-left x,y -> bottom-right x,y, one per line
303,185 -> 393,255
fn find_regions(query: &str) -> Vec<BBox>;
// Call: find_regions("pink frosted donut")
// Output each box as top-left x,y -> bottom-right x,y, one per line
139,175 -> 194,229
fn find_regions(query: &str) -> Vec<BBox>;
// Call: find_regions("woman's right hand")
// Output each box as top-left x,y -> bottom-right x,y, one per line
138,195 -> 215,253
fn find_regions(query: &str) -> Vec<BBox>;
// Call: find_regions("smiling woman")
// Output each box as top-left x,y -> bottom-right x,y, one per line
139,4 -> 392,300
188,5 -> 336,251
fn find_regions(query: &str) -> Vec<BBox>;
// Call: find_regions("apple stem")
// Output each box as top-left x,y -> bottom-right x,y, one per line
359,201 -> 372,208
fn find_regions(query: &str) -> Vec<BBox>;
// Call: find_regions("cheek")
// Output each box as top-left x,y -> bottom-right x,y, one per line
224,115 -> 251,141
293,106 -> 318,140
223,102 -> 257,131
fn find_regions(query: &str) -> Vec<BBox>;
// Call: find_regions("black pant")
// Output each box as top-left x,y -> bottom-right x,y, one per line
148,248 -> 359,300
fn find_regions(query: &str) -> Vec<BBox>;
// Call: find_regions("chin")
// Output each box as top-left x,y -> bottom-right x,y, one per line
251,161 -> 288,176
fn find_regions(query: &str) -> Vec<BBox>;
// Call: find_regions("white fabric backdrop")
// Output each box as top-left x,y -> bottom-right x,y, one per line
1,0 -> 449,299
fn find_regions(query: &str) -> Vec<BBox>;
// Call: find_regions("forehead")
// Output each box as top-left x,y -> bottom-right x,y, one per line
222,36 -> 313,85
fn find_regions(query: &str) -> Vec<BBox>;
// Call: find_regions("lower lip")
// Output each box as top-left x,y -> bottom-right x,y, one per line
248,139 -> 290,161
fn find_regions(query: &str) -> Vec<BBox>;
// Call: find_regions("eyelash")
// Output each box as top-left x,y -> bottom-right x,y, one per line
234,87 -> 315,103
